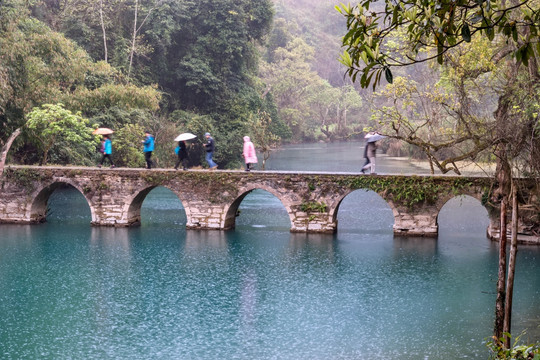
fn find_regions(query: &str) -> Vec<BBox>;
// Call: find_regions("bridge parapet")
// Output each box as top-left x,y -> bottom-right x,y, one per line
0,166 -> 538,242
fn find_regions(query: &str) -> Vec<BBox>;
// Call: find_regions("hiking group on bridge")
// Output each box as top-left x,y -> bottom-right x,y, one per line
94,129 -> 382,173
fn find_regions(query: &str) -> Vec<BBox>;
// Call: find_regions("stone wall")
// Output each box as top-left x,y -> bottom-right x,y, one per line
0,166 -> 538,242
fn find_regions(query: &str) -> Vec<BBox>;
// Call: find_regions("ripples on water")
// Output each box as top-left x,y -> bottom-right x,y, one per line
1,185 -> 539,360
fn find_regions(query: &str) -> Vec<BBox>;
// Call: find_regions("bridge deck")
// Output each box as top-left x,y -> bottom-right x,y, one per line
5,165 -> 492,179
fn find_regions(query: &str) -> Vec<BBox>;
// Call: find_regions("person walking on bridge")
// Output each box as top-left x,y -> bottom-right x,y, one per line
242,136 -> 257,171
361,132 -> 385,174
174,140 -> 188,171
203,132 -> 218,170
142,131 -> 155,169
98,135 -> 115,168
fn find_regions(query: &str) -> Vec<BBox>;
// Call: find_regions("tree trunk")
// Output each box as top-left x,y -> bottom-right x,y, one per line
127,0 -> 138,80
261,84 -> 272,99
492,86 -> 512,342
41,134 -> 56,166
0,127 -> 22,177
503,184 -> 519,347
99,0 -> 108,63
494,196 -> 508,340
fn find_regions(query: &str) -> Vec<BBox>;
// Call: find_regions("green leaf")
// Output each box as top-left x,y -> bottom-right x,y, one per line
522,45 -> 530,66
392,5 -> 399,24
486,26 -> 494,41
385,67 -> 393,84
364,45 -> 375,60
461,23 -> 471,42
471,14 -> 483,24
373,69 -> 382,91
515,47 -> 523,63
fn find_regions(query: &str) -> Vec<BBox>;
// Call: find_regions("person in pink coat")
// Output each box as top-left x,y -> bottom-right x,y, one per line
242,136 -> 258,171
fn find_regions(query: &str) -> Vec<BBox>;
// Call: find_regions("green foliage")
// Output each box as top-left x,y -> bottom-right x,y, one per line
333,175 -> 491,208
261,21 -> 366,142
88,107 -> 153,129
0,16 -> 91,140
25,104 -> 99,165
487,332 -> 540,360
300,201 -> 327,213
370,71 -> 495,173
337,0 -> 540,89
113,123 -> 145,168
0,7 -> 162,168
2,167 -> 47,193
145,113 -> 186,169
260,37 -> 319,140
247,110 -> 280,169
180,112 -> 217,167
4,0 -> 280,170
46,0 -> 275,168
68,83 -> 161,114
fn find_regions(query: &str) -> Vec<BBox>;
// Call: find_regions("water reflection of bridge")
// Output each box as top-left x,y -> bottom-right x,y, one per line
0,166 -> 538,242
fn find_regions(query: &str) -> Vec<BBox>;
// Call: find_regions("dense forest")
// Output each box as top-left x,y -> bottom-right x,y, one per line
0,0 -> 539,175
0,0 -> 363,169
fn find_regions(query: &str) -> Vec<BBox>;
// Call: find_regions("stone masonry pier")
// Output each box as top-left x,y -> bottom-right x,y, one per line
0,166 -> 538,242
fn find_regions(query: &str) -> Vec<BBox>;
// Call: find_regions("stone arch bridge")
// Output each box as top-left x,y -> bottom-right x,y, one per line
0,166 -> 538,241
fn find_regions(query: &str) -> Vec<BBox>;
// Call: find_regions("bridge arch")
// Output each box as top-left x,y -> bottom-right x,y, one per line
123,185 -> 187,226
437,194 -> 490,236
434,190 -> 484,215
223,185 -> 293,230
28,179 -> 95,223
332,188 -> 397,232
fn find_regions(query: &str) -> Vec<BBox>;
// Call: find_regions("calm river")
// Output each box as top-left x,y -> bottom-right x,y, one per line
1,142 -> 539,359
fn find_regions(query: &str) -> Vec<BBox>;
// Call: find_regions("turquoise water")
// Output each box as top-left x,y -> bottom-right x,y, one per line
1,142 -> 539,359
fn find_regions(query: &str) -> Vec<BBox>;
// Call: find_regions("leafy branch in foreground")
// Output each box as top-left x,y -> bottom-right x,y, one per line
337,0 -> 540,89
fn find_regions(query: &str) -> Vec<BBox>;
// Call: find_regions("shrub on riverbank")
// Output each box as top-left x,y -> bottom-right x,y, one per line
487,333 -> 540,360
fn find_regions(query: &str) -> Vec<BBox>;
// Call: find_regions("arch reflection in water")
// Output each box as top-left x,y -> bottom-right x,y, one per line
184,229 -> 228,253
90,227 -> 131,253
336,189 -> 394,234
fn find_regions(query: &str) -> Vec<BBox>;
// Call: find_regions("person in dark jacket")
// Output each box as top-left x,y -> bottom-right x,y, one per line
142,131 -> 155,169
174,140 -> 188,170
98,135 -> 115,168
203,132 -> 218,170
361,140 -> 378,174
361,138 -> 370,172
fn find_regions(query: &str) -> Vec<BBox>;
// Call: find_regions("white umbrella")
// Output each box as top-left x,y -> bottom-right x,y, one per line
92,127 -> 114,135
366,134 -> 386,142
174,133 -> 197,141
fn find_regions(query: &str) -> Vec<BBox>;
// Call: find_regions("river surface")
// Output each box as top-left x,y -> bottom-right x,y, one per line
1,141 -> 539,359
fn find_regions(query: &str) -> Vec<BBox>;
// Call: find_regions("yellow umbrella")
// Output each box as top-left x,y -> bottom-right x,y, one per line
92,128 -> 114,135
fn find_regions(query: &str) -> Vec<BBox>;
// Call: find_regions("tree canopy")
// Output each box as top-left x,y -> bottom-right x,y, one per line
337,0 -> 540,89
26,103 -> 99,165
0,0 -> 161,165
338,0 -> 540,345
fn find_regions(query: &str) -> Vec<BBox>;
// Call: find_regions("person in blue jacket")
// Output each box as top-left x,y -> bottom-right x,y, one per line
142,131 -> 155,169
98,135 -> 115,168
203,132 -> 218,170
